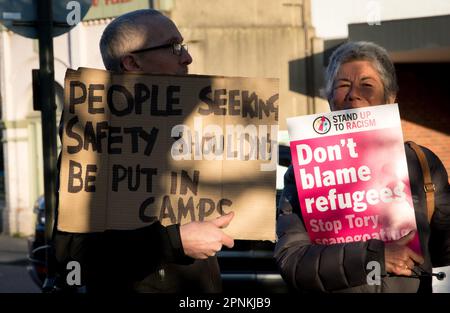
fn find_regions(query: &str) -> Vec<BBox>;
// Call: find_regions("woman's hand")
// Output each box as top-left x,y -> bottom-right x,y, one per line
384,231 -> 424,276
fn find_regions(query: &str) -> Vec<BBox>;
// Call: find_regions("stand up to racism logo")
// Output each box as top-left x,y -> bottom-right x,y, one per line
313,116 -> 331,134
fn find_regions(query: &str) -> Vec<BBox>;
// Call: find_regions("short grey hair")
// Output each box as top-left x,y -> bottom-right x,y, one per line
324,41 -> 398,104
100,9 -> 163,72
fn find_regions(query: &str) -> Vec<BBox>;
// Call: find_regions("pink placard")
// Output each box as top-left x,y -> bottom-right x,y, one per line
287,104 -> 420,253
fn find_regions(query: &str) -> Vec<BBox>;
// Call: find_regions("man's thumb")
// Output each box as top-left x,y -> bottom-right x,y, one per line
397,230 -> 416,245
211,212 -> 234,228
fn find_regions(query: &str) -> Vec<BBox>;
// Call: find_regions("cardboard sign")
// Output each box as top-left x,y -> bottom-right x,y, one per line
58,67 -> 278,241
287,104 -> 420,252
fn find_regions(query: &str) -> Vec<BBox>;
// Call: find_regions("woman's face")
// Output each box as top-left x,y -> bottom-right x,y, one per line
330,60 -> 395,111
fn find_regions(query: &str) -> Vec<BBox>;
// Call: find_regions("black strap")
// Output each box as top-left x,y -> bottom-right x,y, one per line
406,141 -> 435,223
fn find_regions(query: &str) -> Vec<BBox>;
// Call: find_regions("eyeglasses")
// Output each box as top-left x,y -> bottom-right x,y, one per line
130,43 -> 188,56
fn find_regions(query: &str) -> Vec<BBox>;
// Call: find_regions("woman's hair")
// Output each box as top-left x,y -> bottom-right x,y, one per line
324,41 -> 398,104
99,9 -> 162,72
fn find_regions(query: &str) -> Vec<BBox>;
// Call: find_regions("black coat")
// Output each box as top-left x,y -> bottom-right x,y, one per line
54,225 -> 222,292
275,144 -> 450,293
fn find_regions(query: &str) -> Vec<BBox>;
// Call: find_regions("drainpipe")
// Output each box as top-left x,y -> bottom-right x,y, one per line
301,0 -> 315,115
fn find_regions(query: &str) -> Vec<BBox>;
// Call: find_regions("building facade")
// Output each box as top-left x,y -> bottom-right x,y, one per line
3,0 -> 446,236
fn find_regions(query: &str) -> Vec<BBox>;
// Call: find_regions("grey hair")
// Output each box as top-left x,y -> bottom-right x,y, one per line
324,41 -> 398,104
99,9 -> 163,72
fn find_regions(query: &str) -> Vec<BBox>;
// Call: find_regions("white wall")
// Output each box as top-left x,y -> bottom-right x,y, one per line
69,21 -> 107,70
311,0 -> 450,39
0,30 -> 35,234
0,20 -> 107,235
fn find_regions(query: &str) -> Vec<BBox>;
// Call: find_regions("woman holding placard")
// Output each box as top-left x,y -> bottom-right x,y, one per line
275,41 -> 450,293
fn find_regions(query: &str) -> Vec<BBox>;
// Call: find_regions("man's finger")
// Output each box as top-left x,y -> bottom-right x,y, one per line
221,233 -> 234,248
396,230 -> 416,245
211,211 -> 234,228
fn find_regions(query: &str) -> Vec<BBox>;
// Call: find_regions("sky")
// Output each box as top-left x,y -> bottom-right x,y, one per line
311,0 -> 450,39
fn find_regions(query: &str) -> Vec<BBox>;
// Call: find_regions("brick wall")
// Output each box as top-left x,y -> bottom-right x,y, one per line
396,63 -> 450,182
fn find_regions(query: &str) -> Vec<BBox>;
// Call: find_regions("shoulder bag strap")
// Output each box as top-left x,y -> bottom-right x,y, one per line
406,141 -> 435,223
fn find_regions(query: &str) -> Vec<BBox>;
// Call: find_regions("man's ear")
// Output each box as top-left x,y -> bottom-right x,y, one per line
121,55 -> 141,72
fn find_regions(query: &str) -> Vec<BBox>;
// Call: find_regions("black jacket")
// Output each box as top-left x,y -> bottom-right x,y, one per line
54,227 -> 222,292
275,144 -> 450,293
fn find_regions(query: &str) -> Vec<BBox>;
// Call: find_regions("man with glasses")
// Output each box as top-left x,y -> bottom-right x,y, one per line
54,9 -> 235,293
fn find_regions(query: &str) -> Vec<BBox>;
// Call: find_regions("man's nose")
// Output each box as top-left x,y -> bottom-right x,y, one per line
181,48 -> 193,65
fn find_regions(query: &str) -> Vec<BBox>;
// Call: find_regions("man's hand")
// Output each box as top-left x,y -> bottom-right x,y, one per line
385,231 -> 424,276
180,212 -> 235,259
